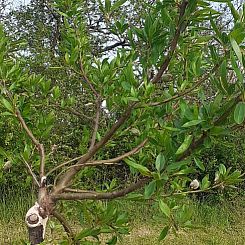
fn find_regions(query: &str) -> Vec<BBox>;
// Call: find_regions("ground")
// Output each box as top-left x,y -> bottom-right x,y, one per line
1,192 -> 245,244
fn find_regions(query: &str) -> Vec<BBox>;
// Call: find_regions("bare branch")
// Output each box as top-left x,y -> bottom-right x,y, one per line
151,0 -> 189,84
46,156 -> 84,177
90,139 -> 148,164
52,177 -> 150,200
52,210 -> 75,241
64,188 -> 98,194
21,156 -> 40,187
53,103 -> 136,194
89,99 -> 101,151
162,182 -> 224,198
66,162 -> 121,170
16,109 -> 45,178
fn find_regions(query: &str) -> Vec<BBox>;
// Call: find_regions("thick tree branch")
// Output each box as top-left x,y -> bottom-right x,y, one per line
151,0 -> 189,84
16,109 -> 45,178
52,177 -> 150,200
52,103 -> 136,194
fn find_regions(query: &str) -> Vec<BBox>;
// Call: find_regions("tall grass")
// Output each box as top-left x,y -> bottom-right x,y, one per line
0,190 -> 245,244
0,188 -> 35,244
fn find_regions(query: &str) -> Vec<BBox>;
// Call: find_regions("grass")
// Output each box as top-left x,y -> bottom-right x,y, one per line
1,190 -> 245,244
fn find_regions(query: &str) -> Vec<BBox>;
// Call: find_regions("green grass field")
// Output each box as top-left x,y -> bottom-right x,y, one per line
1,190 -> 245,244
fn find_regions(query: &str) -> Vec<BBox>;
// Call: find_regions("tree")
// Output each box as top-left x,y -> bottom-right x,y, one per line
0,0 -> 245,244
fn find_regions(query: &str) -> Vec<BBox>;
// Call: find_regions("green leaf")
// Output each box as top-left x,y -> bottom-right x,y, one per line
159,226 -> 170,241
106,236 -> 117,245
105,0 -> 111,12
124,158 -> 151,176
163,126 -> 181,132
219,164 -> 226,175
220,60 -> 228,93
175,135 -> 193,155
201,175 -> 210,190
227,1 -> 240,22
75,228 -> 101,240
194,157 -> 205,171
159,200 -> 171,218
1,111 -> 13,116
182,119 -> 204,128
144,180 -> 156,199
209,15 -> 222,42
230,51 -> 243,83
1,98 -> 13,112
111,0 -> 127,12
230,37 -> 243,64
155,153 -> 165,172
234,102 -> 245,124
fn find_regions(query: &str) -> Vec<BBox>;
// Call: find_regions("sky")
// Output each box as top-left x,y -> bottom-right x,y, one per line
13,0 -> 30,8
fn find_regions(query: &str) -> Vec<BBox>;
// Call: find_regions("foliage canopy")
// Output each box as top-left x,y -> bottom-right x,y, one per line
0,0 -> 245,243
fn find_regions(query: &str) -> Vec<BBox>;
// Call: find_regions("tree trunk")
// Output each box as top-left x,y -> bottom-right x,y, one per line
26,203 -> 49,245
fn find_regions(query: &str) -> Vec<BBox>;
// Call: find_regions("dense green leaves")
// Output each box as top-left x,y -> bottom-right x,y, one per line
0,0 -> 245,243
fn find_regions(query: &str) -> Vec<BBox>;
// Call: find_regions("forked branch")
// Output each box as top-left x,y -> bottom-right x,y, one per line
16,109 -> 45,178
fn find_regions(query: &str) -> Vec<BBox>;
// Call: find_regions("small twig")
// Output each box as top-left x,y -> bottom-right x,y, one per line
66,161 -> 121,170
21,155 -> 40,187
161,183 -> 224,198
53,103 -> 93,120
88,139 -> 148,164
47,155 -> 84,177
89,99 -> 101,151
64,188 -> 98,194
